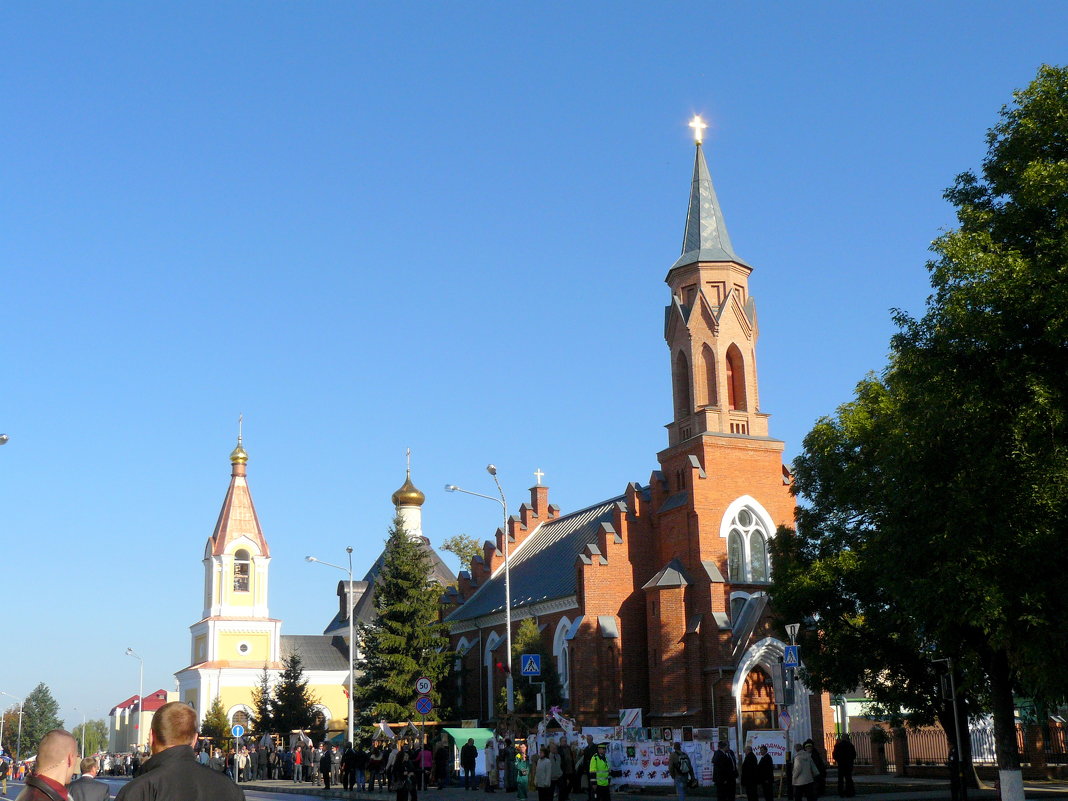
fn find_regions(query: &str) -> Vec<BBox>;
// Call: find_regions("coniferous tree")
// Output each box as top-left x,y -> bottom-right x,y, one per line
272,649 -> 320,736
20,683 -> 64,758
200,696 -> 230,748
251,665 -> 274,736
354,515 -> 452,729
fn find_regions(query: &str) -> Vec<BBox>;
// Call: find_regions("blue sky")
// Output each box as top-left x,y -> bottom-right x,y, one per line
2,2 -> 1066,725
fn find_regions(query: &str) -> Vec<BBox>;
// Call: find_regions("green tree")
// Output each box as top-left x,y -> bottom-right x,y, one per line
71,720 -> 109,756
251,665 -> 274,736
272,649 -> 320,736
19,683 -> 64,759
502,618 -> 563,714
440,533 -> 483,573
354,514 -> 452,729
2,706 -> 22,758
772,65 -> 1068,801
200,696 -> 231,748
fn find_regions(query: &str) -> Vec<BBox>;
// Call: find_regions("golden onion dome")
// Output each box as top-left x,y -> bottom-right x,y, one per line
230,440 -> 249,464
392,472 -> 425,507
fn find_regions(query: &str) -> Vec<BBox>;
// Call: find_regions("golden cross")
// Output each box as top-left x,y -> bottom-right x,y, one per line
689,115 -> 707,145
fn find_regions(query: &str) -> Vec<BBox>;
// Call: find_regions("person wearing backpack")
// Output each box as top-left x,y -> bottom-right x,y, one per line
668,742 -> 694,801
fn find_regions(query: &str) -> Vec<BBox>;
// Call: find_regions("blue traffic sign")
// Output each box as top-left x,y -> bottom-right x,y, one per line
231,724 -> 245,738
783,645 -> 800,668
520,654 -> 542,676
415,696 -> 434,715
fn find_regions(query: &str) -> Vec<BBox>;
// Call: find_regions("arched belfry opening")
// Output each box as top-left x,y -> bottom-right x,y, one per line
701,344 -> 718,407
673,351 -> 692,420
726,344 -> 747,411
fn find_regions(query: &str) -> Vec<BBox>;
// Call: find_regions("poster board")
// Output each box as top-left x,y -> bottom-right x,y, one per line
744,730 -> 788,765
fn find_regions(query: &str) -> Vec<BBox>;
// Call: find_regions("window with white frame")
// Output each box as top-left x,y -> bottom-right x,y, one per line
554,618 -> 571,700
725,505 -> 772,583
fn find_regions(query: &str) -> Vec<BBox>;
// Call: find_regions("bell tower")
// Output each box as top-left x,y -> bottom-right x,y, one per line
664,117 -> 769,446
177,430 -> 282,717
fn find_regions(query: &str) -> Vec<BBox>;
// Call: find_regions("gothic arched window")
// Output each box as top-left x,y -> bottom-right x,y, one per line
234,549 -> 251,593
724,505 -> 772,584
674,351 -> 692,420
702,345 -> 718,407
750,531 -> 769,583
726,344 -> 747,411
728,530 -> 744,581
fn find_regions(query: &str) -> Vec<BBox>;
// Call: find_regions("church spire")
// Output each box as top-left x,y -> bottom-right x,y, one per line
210,432 -> 269,558
671,117 -> 748,272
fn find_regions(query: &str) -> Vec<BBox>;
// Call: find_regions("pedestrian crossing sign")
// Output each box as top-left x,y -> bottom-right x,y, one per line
520,653 -> 541,676
784,645 -> 799,668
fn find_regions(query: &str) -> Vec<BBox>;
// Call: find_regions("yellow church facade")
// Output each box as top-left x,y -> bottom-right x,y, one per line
175,437 -> 350,735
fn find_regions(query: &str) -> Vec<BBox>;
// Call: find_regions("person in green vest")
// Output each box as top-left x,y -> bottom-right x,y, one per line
587,743 -> 610,801
515,743 -> 530,801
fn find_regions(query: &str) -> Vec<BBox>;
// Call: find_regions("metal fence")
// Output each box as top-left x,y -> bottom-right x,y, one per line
822,724 -> 1068,770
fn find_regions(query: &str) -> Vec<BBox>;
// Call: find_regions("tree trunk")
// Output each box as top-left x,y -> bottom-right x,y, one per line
989,649 -> 1023,801
937,708 -> 979,790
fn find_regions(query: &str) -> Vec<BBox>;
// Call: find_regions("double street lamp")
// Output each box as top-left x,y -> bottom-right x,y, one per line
0,691 -> 24,763
125,648 -> 144,752
306,548 -> 355,747
445,464 -> 514,713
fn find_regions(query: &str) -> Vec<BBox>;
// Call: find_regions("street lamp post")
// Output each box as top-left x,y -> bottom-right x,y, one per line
125,648 -> 144,753
307,548 -> 355,746
0,692 -> 24,764
445,464 -> 514,713
73,707 -> 86,758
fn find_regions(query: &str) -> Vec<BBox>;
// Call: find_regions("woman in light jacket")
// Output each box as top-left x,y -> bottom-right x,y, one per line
791,743 -> 817,801
535,747 -> 554,801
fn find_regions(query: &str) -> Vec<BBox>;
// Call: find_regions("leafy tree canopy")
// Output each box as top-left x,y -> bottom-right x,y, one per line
440,533 -> 483,574
72,720 -> 109,756
501,618 -> 563,715
770,65 -> 1068,789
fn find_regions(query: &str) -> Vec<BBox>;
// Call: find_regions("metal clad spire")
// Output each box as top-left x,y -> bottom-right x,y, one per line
672,118 -> 748,271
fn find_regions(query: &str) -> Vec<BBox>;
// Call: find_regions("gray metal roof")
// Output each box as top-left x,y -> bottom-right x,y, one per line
642,558 -> 692,589
281,635 -> 349,671
444,495 -> 627,623
670,143 -> 749,271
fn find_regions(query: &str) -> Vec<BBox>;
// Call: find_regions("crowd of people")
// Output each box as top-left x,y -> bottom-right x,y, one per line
4,710 -> 862,801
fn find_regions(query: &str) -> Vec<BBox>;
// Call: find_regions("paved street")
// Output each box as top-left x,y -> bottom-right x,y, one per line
7,773 -> 1068,801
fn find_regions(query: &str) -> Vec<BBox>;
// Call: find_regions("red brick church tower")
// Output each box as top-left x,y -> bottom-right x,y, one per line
443,120 -> 831,746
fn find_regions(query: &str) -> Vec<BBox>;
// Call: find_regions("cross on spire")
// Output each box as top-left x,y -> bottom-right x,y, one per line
237,413 -> 243,445
689,115 -> 707,145
406,447 -> 411,476
534,468 -> 545,485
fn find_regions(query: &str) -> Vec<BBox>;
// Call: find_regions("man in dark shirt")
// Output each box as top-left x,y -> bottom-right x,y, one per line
69,757 -> 110,801
115,702 -> 244,801
460,739 -> 478,790
832,736 -> 856,798
711,741 -> 738,801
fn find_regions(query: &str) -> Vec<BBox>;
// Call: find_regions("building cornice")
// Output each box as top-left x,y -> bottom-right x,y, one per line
448,595 -> 579,634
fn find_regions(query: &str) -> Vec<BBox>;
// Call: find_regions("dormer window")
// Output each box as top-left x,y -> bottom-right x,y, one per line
234,549 -> 251,592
